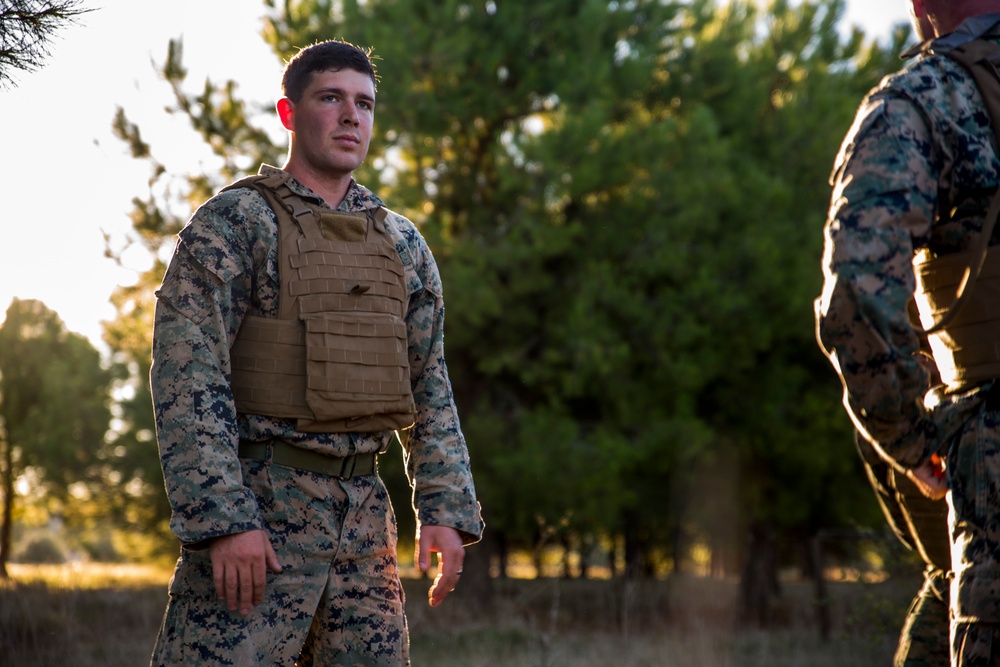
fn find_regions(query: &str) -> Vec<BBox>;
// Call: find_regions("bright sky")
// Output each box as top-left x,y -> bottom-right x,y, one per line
0,0 -> 909,351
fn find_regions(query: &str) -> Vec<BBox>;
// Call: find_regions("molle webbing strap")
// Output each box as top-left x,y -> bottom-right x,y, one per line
914,243 -> 1000,386
289,237 -> 407,318
231,316 -> 312,419
226,173 -> 416,432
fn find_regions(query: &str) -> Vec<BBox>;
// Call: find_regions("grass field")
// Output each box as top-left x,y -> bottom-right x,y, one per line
0,563 -> 914,666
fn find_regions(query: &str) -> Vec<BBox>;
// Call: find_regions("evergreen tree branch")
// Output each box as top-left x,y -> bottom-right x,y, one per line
0,0 -> 91,88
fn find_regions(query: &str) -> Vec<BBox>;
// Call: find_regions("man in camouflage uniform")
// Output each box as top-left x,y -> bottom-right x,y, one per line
858,431 -> 950,666
816,1 -> 1000,664
149,40 -> 483,666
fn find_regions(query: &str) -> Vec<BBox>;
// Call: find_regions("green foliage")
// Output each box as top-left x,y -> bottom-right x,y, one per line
101,31 -> 289,549
103,0 -> 912,574
0,298 -> 112,575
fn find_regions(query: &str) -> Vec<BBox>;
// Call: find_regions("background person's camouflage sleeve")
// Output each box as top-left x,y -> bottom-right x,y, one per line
815,52 -> 999,474
152,165 -> 482,546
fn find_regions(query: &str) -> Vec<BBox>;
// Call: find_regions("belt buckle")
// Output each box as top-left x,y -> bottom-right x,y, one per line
336,454 -> 357,480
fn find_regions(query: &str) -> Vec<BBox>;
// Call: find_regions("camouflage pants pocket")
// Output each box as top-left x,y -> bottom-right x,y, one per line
151,462 -> 407,666
294,473 -> 409,666
151,547 -> 300,666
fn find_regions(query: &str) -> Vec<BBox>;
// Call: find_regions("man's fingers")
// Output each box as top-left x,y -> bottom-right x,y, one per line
239,564 -> 255,615
417,525 -> 466,607
213,560 -> 226,601
415,535 -> 430,573
265,539 -> 283,574
225,563 -> 240,611
253,549 -> 278,607
906,464 -> 948,500
428,552 -> 465,607
209,530 -> 280,615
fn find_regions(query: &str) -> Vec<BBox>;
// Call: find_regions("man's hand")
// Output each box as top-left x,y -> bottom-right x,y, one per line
209,529 -> 282,616
415,525 -> 465,607
906,457 -> 949,501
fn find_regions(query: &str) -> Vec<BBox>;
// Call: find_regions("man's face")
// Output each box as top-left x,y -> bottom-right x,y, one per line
284,68 -> 376,179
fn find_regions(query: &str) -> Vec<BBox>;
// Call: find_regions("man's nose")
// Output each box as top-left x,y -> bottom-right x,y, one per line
341,104 -> 360,126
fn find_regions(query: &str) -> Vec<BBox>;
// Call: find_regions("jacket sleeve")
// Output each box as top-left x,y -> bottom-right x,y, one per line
391,214 -> 484,545
815,91 -> 943,472
150,196 -> 265,546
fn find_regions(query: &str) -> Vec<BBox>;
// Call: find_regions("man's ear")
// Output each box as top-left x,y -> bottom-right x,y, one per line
277,97 -> 294,131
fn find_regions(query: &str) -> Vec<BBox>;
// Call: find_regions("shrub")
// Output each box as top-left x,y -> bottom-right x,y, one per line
14,535 -> 67,565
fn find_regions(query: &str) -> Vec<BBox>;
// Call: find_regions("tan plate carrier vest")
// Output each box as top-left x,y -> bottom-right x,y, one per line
912,35 -> 1000,391
225,173 -> 416,433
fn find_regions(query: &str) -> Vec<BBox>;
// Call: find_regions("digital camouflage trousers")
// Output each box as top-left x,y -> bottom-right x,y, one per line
150,459 -> 408,666
948,395 -> 1000,667
895,567 -> 949,667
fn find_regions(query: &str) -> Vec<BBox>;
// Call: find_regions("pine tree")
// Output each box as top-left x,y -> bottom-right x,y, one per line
0,0 -> 89,87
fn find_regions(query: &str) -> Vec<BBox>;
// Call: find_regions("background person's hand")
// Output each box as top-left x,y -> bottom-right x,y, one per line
415,524 -> 465,607
209,529 -> 282,616
905,457 -> 948,500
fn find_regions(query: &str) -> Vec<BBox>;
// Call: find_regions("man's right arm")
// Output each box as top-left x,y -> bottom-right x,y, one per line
151,200 -> 264,546
815,91 -> 941,473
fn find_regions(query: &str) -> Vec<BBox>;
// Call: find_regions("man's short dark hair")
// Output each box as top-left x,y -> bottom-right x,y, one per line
281,40 -> 378,102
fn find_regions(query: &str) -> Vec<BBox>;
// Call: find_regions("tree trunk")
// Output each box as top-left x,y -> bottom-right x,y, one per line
739,519 -> 780,626
532,532 -> 545,578
454,524 -> 495,608
579,533 -> 592,579
623,511 -> 643,579
560,534 -> 573,579
808,534 -> 831,642
495,529 -> 509,579
608,536 -> 619,579
0,439 -> 14,579
670,519 -> 684,575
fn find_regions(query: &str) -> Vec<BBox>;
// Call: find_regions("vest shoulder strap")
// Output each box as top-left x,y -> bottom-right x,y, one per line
916,37 -> 1000,333
376,208 -> 416,275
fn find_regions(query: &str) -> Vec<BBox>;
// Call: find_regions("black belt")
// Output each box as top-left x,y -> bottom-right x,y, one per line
238,440 -> 376,479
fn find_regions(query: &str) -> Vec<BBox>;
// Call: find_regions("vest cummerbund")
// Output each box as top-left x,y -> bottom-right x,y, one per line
226,174 -> 416,433
914,245 -> 1000,390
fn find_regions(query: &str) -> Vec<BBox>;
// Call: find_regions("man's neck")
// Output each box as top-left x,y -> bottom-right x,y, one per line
282,161 -> 353,209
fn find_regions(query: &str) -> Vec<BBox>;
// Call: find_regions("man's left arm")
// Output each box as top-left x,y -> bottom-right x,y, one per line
392,215 -> 484,603
394,217 -> 483,540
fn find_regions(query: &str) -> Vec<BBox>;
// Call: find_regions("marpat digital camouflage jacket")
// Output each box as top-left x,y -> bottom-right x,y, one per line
815,36 -> 1000,473
151,165 -> 483,546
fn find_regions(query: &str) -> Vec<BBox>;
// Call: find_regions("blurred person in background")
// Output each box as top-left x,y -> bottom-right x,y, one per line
817,1 -> 1000,663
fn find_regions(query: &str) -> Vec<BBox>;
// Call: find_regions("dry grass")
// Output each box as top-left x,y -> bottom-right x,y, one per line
7,562 -> 172,588
0,563 -> 915,666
